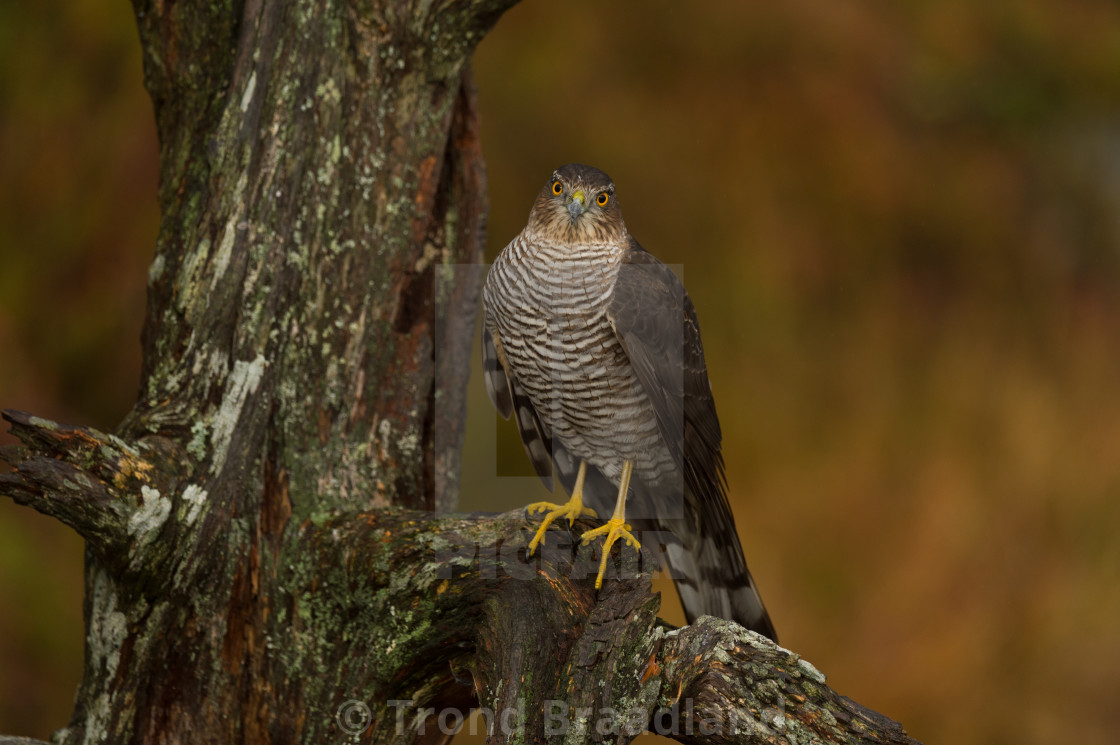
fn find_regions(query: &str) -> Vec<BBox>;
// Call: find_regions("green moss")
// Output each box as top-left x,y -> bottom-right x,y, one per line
27,416 -> 58,431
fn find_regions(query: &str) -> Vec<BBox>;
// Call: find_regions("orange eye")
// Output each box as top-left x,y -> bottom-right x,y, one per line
596,192 -> 609,206
552,181 -> 563,195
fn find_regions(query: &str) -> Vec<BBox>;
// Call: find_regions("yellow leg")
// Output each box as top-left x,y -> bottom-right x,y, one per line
579,459 -> 641,589
526,461 -> 597,556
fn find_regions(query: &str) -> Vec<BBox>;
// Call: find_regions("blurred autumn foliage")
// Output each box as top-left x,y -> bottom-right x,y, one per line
2,1 -> 1119,743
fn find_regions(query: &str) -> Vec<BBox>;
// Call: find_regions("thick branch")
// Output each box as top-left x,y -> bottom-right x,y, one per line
1,408 -> 917,744
315,510 -> 921,745
654,620 -> 917,745
0,410 -> 184,570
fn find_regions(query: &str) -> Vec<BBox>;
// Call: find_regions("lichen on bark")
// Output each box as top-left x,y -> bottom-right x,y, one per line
1,2 -> 921,743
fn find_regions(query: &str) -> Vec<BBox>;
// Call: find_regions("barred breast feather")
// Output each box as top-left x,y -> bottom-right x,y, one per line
482,167 -> 777,643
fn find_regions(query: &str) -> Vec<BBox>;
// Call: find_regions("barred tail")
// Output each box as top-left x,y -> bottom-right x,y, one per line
663,532 -> 777,643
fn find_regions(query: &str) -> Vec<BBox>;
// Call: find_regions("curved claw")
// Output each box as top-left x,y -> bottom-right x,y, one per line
525,460 -> 593,556
526,498 -> 598,556
580,517 -> 641,589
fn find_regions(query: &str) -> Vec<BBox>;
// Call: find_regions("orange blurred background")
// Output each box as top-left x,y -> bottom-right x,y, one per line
2,1 -> 1119,743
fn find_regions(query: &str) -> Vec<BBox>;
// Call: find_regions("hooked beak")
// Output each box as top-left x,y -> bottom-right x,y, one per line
566,190 -> 586,220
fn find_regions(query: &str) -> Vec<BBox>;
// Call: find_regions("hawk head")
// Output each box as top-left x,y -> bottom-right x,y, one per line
527,163 -> 628,244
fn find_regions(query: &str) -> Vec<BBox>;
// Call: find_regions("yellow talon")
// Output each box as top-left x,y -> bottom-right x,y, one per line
578,459 -> 640,589
580,516 -> 641,589
526,461 -> 596,556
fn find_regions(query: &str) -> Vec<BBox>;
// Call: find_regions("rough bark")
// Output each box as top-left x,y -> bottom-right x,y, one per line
0,1 -> 921,744
2,412 -> 919,745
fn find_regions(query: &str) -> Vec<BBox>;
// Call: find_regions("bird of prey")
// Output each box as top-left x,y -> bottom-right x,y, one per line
482,163 -> 777,642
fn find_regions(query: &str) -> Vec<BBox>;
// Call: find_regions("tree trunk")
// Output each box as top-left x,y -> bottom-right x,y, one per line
0,2 -> 921,744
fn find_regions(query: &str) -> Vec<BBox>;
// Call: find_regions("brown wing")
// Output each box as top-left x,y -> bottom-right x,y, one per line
605,240 -> 778,641
604,241 -> 726,512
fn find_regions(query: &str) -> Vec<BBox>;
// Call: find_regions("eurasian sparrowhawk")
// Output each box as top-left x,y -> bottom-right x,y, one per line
482,164 -> 777,641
